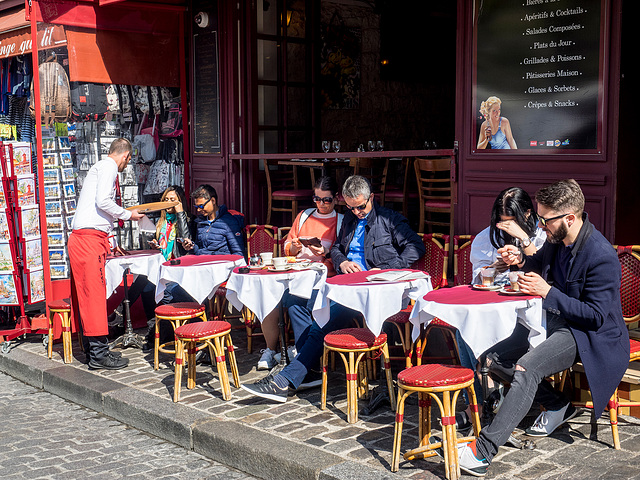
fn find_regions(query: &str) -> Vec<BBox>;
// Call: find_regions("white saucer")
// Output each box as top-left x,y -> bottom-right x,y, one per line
499,287 -> 527,295
248,265 -> 265,270
472,284 -> 502,291
268,265 -> 292,272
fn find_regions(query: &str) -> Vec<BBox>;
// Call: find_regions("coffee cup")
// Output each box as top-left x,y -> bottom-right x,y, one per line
508,271 -> 522,291
260,252 -> 273,265
272,257 -> 288,269
480,267 -> 496,286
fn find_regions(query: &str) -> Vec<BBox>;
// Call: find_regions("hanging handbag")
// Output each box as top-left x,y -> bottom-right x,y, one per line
143,158 -> 170,195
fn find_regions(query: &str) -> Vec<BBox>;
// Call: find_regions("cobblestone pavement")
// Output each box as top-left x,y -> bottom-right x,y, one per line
0,372 -> 257,480
7,327 -> 640,479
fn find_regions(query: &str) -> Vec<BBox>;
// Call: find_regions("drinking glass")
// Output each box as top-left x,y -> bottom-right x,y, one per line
321,140 -> 330,154
367,140 -> 375,152
332,140 -> 341,153
376,140 -> 384,151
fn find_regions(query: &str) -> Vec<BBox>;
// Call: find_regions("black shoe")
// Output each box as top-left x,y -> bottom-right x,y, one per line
88,355 -> 129,370
241,375 -> 289,402
296,370 -> 322,391
142,342 -> 153,353
195,349 -> 211,365
108,350 -> 122,358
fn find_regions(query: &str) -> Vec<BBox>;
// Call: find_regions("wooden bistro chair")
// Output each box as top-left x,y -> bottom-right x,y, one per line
264,158 -> 313,225
385,233 -> 457,368
384,157 -> 418,218
453,234 -> 476,286
321,328 -> 395,424
349,157 -> 389,204
391,364 -> 481,479
558,244 -> 640,450
278,226 -> 292,257
414,157 -> 454,239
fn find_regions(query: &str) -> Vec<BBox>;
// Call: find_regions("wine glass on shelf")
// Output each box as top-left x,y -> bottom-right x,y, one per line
376,140 -> 384,151
332,140 -> 341,153
367,140 -> 375,152
321,140 -> 330,161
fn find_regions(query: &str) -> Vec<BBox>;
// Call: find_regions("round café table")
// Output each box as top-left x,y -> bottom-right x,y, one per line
105,250 -> 165,299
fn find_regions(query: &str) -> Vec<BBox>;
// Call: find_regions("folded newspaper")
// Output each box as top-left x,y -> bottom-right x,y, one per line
366,270 -> 429,282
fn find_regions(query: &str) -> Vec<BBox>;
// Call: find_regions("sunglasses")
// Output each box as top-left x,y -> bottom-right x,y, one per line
345,196 -> 371,212
194,198 -> 212,210
538,213 -> 569,227
312,195 -> 335,204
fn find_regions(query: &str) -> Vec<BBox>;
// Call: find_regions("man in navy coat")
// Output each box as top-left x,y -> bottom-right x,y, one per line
455,179 -> 630,477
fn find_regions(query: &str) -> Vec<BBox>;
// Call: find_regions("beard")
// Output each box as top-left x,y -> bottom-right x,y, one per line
546,222 -> 569,244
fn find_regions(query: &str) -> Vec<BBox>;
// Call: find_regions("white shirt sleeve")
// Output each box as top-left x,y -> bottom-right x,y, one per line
470,227 -> 496,284
94,160 -> 131,221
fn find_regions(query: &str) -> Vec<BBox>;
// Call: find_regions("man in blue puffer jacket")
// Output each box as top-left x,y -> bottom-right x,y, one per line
182,184 -> 245,256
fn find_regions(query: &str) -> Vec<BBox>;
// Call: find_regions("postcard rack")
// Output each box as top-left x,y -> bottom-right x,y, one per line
0,142 -> 46,349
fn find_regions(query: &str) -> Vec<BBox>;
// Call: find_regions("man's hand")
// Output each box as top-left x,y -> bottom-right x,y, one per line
492,256 -> 510,273
497,244 -> 523,266
518,271 -> 551,298
112,245 -> 129,256
129,209 -> 145,221
340,260 -> 362,274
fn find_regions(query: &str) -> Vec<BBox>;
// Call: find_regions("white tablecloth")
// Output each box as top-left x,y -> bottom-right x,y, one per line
409,285 -> 546,358
225,264 -> 327,322
105,250 -> 165,298
155,254 -> 246,304
312,269 -> 432,336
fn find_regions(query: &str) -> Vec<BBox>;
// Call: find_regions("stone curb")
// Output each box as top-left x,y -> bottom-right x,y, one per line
0,349 -> 393,480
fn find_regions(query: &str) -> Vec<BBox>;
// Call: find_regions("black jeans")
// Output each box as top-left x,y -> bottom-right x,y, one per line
475,315 -> 578,463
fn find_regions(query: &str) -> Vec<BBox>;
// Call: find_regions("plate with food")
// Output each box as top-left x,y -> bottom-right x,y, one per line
472,284 -> 502,291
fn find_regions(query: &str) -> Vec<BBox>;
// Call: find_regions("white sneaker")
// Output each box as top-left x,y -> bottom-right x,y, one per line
257,348 -> 276,370
273,345 -> 297,363
525,403 -> 577,437
430,437 -> 489,477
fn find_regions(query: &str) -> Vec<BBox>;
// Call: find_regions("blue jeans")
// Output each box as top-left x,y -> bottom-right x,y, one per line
280,301 -> 360,389
475,316 -> 577,463
160,281 -> 196,305
282,289 -> 318,350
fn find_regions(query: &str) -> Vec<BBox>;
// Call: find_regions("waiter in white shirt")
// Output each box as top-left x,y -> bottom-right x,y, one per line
69,138 -> 144,370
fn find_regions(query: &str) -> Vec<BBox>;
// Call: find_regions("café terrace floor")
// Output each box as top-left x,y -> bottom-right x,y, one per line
2,324 -> 640,480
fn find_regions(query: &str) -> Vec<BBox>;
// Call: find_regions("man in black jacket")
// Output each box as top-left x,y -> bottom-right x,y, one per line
242,175 -> 425,402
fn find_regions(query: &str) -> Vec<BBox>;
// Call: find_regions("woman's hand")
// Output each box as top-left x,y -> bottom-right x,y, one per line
308,244 -> 325,257
149,239 -> 160,249
485,124 -> 492,141
289,237 -> 303,256
518,272 -> 551,298
496,220 -> 527,242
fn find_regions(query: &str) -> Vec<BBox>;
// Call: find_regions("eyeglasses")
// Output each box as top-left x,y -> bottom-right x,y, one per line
538,213 -> 569,227
194,198 -> 212,210
345,196 -> 371,212
312,195 -> 335,204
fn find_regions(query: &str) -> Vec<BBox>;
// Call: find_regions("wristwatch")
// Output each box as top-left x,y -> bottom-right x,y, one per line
520,237 -> 532,248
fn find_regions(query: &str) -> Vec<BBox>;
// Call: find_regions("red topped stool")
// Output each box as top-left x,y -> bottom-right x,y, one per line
154,302 -> 207,370
173,320 -> 240,402
48,299 -> 73,363
321,328 -> 395,424
391,364 -> 481,479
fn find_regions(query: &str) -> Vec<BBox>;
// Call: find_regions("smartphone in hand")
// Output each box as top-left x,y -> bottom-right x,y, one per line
299,237 -> 322,247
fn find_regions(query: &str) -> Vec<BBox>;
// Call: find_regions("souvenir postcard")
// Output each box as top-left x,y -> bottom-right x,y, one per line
0,273 -> 19,305
20,206 -> 41,239
47,232 -> 64,247
12,142 -> 31,176
50,263 -> 68,279
45,200 -> 62,216
42,152 -> 59,168
28,268 -> 45,303
58,136 -> 71,150
60,152 -> 73,166
46,215 -> 64,232
63,182 -> 76,198
49,248 -> 66,263
0,210 -> 10,241
42,137 -> 57,152
24,238 -> 43,270
17,175 -> 36,206
43,168 -> 60,184
44,183 -> 61,200
0,183 -> 5,209
61,167 -> 75,182
64,198 -> 76,214
0,243 -> 13,272
65,215 -> 74,230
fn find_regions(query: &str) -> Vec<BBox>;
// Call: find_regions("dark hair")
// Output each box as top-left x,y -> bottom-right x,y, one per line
489,187 -> 538,250
313,176 -> 339,197
191,184 -> 218,203
535,179 -> 584,216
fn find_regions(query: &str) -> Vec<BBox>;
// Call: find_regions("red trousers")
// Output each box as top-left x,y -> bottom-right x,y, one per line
69,229 -> 111,337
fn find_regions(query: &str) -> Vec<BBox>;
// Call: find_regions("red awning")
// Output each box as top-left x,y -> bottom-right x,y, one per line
0,7 -> 66,58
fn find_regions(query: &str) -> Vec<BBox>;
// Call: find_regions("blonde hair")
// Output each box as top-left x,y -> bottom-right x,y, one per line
480,96 -> 501,119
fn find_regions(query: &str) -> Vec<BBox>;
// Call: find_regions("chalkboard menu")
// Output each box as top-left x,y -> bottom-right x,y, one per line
474,0 -> 602,152
193,31 -> 221,154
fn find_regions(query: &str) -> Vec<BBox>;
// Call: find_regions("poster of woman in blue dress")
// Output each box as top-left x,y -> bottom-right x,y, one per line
477,96 -> 517,149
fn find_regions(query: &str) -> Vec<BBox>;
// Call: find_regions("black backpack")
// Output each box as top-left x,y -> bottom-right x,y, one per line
70,82 -> 109,122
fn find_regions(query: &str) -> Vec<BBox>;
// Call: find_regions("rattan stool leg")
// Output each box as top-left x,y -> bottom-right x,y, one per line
466,385 -> 482,437
347,351 -> 358,423
173,338 -> 185,402
61,311 -> 72,364
391,387 -> 410,472
418,392 -> 432,447
186,341 -> 197,390
210,335 -> 230,400
225,334 -> 240,388
442,390 -> 460,480
154,317 -> 161,370
381,343 -> 396,410
47,313 -> 55,359
321,346 -> 330,410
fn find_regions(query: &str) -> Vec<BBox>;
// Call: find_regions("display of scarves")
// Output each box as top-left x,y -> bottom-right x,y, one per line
158,213 -> 176,260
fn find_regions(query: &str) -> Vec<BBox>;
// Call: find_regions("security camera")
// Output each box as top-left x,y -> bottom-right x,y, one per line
195,12 -> 209,28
